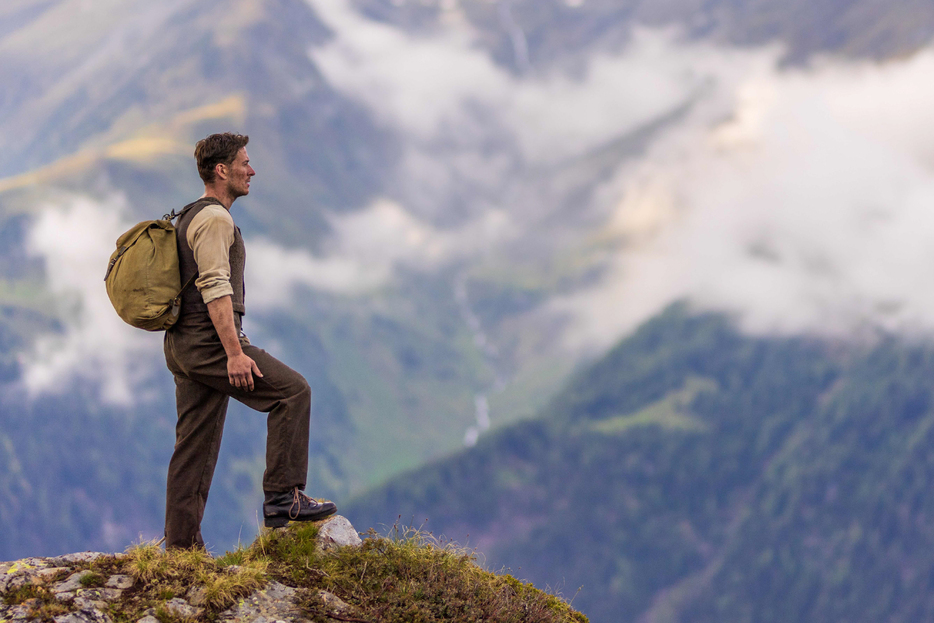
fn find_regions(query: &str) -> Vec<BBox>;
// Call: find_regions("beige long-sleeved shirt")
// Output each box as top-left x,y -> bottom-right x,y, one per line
187,203 -> 235,305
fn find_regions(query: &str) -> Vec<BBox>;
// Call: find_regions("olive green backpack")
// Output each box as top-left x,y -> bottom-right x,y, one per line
104,207 -> 196,331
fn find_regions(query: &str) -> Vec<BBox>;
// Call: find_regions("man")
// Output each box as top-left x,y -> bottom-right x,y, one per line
162,132 -> 336,549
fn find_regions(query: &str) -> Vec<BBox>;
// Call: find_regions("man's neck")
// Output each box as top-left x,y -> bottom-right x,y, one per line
201,186 -> 234,210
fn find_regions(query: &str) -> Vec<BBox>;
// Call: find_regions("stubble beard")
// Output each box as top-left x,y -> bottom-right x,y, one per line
228,177 -> 249,200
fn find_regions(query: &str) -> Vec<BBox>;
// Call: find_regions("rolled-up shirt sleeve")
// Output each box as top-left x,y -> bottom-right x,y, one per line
187,204 -> 235,305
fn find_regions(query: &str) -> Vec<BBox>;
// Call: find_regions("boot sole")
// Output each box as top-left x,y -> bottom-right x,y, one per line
264,507 -> 337,528
264,515 -> 291,528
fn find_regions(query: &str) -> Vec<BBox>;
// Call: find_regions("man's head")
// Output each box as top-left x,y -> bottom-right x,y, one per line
195,133 -> 254,203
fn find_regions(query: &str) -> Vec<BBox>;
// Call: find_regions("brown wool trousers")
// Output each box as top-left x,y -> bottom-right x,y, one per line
163,313 -> 311,549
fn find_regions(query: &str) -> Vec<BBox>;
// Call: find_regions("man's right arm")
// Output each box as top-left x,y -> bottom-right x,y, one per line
206,295 -> 263,391
189,205 -> 262,390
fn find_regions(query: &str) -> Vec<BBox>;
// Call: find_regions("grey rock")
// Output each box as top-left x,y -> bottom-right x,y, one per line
78,589 -> 123,602
218,581 -> 300,623
10,558 -> 50,570
73,596 -> 108,611
53,609 -> 113,623
54,592 -> 76,602
136,616 -> 160,623
7,604 -> 31,621
186,585 -> 207,607
165,597 -> 204,618
49,553 -> 107,567
99,589 -> 123,601
316,516 -> 362,551
261,582 -> 296,601
0,558 -> 54,592
318,590 -> 352,614
1,574 -> 30,593
35,568 -> 70,584
105,575 -> 134,590
52,571 -> 95,594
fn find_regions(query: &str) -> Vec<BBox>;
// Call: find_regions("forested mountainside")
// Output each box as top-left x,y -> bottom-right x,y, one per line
346,305 -> 934,623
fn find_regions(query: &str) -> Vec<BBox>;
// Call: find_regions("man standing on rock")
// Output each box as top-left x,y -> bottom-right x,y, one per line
163,132 -> 336,549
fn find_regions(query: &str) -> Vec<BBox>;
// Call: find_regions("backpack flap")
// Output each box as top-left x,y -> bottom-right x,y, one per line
105,219 -> 185,331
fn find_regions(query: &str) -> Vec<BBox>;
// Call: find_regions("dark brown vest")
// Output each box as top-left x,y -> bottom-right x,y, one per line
176,197 -> 246,317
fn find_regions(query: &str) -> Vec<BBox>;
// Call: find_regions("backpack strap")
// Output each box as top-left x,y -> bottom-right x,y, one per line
165,207 -> 200,319
164,201 -> 198,222
164,196 -> 224,221
178,268 -> 198,295
167,198 -> 224,299
169,271 -> 198,320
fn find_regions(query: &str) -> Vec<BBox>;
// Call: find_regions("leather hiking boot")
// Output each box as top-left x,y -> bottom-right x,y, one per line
263,488 -> 337,528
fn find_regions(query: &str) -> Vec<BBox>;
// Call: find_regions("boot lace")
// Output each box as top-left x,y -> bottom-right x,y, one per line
289,488 -> 317,520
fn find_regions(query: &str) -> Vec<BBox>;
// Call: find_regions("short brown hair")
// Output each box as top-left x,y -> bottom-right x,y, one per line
194,133 -> 249,183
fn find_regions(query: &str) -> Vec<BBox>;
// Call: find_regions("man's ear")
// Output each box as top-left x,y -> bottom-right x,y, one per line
215,162 -> 228,181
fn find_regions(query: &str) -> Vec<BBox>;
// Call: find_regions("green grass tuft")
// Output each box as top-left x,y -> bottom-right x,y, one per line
2,584 -> 71,622
242,523 -> 588,623
114,539 -> 268,620
79,571 -> 105,588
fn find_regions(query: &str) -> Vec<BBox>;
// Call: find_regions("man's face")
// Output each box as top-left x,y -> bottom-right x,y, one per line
224,147 -> 255,198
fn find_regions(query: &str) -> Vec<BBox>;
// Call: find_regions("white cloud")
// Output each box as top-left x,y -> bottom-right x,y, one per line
309,1 -> 736,165
21,195 -> 162,405
247,199 -> 515,305
558,49 -> 934,347
309,0 -> 510,142
309,0 -> 934,349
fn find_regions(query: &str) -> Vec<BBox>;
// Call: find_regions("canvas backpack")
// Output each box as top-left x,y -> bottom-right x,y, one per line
104,206 -> 196,331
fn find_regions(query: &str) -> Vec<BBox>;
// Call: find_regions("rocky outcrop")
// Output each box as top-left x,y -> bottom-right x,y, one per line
0,556 -> 125,623
0,516 -> 363,623
1,515 -> 586,623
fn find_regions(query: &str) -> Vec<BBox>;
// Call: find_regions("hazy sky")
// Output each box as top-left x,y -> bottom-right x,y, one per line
18,0 -> 934,401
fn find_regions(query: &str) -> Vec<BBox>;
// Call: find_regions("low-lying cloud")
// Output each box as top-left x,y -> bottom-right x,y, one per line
308,0 -> 934,349
21,195 -> 161,405
558,50 -> 934,346
248,198 -> 514,305
310,1 -> 720,164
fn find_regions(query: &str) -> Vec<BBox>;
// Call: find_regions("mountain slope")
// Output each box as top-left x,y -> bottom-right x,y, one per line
357,0 -> 934,70
344,305 -> 934,623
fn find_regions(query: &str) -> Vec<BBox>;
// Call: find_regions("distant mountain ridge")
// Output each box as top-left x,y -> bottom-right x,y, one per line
356,0 -> 934,68
346,305 -> 934,623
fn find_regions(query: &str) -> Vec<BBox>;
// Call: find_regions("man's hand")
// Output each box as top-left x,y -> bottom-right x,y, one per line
227,352 -> 263,391
206,295 -> 263,390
